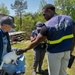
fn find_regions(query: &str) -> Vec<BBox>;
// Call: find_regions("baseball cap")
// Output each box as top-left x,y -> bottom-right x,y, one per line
0,16 -> 15,27
36,22 -> 43,30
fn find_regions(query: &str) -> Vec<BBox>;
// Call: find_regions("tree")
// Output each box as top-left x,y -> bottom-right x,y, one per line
37,0 -> 47,13
54,0 -> 75,20
0,3 -> 10,15
11,0 -> 27,30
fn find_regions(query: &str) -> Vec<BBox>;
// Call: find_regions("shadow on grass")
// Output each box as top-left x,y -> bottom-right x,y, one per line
36,69 -> 48,75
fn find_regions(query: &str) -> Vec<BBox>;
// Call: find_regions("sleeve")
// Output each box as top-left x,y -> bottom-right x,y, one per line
31,31 -> 34,36
31,30 -> 37,37
73,22 -> 75,39
40,25 -> 48,36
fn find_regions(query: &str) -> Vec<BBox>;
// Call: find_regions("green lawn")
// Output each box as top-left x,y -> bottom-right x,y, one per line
12,40 -> 75,75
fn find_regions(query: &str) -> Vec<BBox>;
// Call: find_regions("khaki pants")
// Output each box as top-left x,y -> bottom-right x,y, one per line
47,51 -> 70,75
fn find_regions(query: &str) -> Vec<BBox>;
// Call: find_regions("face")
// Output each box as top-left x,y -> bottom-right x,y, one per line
37,29 -> 41,33
3,24 -> 12,32
42,9 -> 54,21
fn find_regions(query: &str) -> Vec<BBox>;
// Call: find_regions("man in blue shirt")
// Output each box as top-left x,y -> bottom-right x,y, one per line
0,16 -> 26,75
17,4 -> 75,75
30,22 -> 46,75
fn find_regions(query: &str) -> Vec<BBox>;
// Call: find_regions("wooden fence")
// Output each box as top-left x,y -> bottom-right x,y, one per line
9,31 -> 25,44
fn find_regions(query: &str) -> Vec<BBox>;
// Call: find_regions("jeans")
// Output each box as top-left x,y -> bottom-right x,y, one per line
2,54 -> 26,75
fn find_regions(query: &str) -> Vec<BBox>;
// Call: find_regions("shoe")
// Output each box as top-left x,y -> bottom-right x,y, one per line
38,70 -> 44,74
32,71 -> 36,75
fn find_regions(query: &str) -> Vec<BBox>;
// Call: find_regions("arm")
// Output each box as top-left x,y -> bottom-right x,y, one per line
70,25 -> 75,54
26,33 -> 46,50
16,33 -> 46,55
30,30 -> 37,42
73,25 -> 75,46
30,36 -> 36,42
16,25 -> 48,55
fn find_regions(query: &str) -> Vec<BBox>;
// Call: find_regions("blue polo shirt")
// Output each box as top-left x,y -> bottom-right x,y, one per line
31,29 -> 46,50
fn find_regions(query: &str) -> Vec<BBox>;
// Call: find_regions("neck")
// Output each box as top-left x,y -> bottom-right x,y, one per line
54,13 -> 58,16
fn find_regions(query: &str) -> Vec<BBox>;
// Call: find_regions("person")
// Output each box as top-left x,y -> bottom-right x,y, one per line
16,4 -> 75,75
30,22 -> 46,75
0,16 -> 26,75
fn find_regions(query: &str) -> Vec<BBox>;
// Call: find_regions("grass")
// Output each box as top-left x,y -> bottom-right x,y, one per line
12,40 -> 75,75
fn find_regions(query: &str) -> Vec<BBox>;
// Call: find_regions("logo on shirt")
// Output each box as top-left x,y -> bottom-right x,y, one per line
55,20 -> 70,31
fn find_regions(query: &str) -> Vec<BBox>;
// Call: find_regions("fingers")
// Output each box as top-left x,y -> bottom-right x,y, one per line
16,51 -> 20,55
16,49 -> 27,55
16,50 -> 23,55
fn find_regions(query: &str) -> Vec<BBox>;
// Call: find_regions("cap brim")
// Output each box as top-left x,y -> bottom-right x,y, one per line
11,24 -> 16,28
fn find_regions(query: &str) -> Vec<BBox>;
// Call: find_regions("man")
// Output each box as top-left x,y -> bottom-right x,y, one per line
0,16 -> 26,75
30,22 -> 46,75
16,4 -> 75,75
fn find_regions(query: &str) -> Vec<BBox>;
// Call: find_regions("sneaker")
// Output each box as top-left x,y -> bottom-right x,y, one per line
38,70 -> 44,74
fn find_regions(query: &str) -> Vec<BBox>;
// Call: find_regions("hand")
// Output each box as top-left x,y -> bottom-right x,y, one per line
16,49 -> 27,55
30,37 -> 36,42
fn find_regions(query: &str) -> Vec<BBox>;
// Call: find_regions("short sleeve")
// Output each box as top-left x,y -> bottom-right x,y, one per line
40,25 -> 48,36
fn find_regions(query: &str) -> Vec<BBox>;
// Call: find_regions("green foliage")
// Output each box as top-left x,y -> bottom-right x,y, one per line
22,15 -> 35,39
11,0 -> 27,15
0,3 -> 10,15
12,0 -> 46,38
11,0 -> 28,30
22,12 -> 45,39
14,12 -> 45,39
54,0 -> 75,21
33,12 -> 46,23
37,0 -> 47,13
14,16 -> 20,31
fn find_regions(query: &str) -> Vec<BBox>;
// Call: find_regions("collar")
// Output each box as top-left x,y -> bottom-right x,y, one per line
53,13 -> 58,17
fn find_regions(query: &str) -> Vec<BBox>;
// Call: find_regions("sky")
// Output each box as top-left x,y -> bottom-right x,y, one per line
0,0 -> 54,16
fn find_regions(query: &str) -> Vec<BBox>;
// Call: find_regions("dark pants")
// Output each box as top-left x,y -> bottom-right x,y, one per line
0,70 -> 5,75
33,49 -> 46,72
